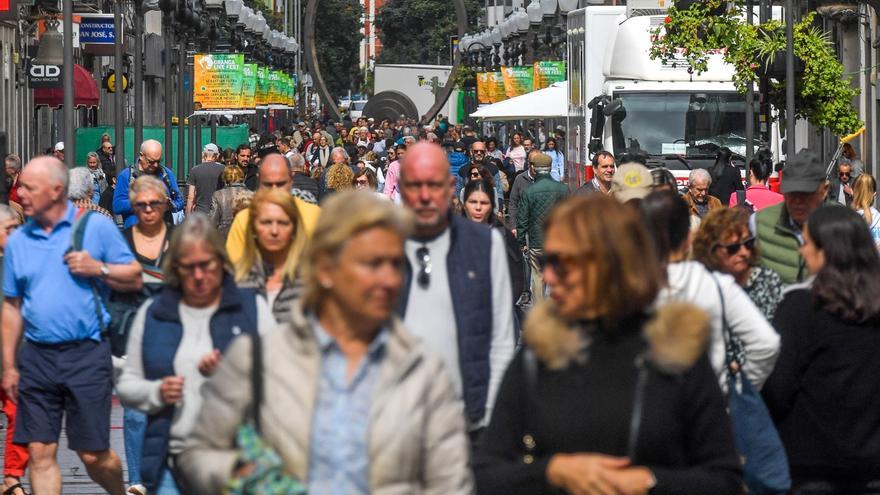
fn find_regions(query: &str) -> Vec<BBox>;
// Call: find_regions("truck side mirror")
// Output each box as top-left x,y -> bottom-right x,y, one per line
603,99 -> 624,117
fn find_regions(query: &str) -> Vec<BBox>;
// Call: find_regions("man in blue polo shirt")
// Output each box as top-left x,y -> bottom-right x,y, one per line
1,156 -> 142,495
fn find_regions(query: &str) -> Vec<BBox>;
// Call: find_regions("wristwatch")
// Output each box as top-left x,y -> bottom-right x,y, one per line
99,264 -> 110,278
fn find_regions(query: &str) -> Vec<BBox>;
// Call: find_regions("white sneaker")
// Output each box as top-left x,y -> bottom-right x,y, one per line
127,484 -> 147,495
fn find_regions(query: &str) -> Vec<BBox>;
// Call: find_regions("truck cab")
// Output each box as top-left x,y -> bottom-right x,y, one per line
566,6 -> 780,189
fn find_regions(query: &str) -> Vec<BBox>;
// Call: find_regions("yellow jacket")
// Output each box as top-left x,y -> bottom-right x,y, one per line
225,197 -> 321,264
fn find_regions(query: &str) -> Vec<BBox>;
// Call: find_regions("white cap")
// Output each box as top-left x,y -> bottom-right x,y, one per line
203,143 -> 220,154
54,141 -> 64,151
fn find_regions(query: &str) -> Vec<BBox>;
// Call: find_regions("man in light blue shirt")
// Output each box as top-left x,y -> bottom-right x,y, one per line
2,156 -> 142,495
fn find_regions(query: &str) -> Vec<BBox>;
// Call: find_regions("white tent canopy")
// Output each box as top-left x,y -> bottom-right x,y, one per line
471,81 -> 567,121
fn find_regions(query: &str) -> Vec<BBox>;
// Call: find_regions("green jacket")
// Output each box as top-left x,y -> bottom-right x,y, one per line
517,174 -> 569,249
755,202 -> 805,284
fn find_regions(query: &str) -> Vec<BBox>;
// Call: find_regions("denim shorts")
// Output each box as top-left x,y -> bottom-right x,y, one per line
13,338 -> 113,451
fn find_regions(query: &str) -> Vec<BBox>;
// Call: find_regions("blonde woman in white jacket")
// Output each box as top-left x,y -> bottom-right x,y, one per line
641,191 -> 780,389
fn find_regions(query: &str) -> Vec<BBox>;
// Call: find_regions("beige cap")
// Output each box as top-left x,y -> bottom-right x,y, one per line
529,152 -> 553,169
610,163 -> 653,202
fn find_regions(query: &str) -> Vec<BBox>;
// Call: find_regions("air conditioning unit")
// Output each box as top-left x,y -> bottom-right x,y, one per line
626,0 -> 670,17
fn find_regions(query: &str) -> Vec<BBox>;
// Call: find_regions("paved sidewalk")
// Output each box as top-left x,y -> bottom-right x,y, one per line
0,397 -> 129,494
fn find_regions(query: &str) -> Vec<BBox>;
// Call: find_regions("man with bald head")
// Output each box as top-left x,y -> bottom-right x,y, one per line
224,153 -> 321,264
2,156 -> 142,495
397,142 -> 515,443
112,139 -> 184,228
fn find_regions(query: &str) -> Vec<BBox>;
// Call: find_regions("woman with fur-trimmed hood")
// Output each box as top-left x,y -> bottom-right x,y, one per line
475,195 -> 742,495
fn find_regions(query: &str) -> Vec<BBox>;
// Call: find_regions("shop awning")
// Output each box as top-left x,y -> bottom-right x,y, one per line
34,64 -> 100,108
471,81 -> 567,121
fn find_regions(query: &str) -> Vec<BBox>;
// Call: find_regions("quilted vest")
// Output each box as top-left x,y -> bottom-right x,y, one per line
139,274 -> 258,490
755,203 -> 805,285
398,215 -> 494,424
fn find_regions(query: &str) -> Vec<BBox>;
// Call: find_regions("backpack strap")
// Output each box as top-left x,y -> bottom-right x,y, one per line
69,209 -> 107,335
736,190 -> 746,209
250,331 -> 263,434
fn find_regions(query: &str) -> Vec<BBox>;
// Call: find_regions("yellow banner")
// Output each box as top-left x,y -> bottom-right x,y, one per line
193,53 -> 244,110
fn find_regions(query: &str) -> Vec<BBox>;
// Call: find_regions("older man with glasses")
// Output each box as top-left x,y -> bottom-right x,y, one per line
397,142 -> 515,447
112,140 -> 184,228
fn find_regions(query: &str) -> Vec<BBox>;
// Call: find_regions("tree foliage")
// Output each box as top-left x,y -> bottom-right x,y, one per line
315,0 -> 364,97
375,0 -> 482,65
650,0 -> 861,135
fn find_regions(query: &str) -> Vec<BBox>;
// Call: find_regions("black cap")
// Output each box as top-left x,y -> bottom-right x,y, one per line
781,150 -> 825,194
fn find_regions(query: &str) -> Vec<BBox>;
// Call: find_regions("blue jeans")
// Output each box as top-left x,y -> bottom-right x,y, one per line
155,467 -> 180,495
123,407 -> 146,485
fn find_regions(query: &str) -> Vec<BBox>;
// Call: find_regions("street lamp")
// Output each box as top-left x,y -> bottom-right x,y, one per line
540,0 -> 558,19
224,0 -> 242,21
558,0 -> 578,14
527,0 -> 543,25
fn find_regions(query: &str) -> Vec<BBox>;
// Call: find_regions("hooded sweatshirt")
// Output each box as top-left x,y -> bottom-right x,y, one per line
656,261 -> 780,390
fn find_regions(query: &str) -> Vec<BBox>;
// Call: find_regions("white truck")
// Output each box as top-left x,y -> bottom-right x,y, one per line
565,5 -> 781,188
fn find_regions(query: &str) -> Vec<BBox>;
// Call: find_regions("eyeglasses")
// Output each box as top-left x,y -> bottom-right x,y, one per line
472,150 -> 486,155
540,252 -> 586,279
133,200 -> 165,211
416,246 -> 431,289
141,156 -> 161,166
716,237 -> 756,256
176,258 -> 220,275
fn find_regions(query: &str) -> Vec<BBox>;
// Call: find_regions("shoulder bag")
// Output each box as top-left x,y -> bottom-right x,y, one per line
713,275 -> 790,494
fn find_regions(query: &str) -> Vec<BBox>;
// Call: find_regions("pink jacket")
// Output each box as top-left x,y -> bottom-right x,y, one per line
729,185 -> 784,211
383,160 -> 402,202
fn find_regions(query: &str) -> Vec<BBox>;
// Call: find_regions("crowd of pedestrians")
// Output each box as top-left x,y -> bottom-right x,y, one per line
0,115 -> 879,495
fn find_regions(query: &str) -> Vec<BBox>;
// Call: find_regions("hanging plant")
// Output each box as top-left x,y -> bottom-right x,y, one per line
649,1 -> 862,136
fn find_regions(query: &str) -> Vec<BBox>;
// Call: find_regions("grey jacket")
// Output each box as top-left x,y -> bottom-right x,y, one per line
178,301 -> 474,495
506,170 -> 534,229
209,183 -> 254,239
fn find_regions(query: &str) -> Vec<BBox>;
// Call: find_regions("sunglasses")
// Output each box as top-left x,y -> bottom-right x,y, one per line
133,200 -> 165,211
416,246 -> 431,289
540,252 -> 586,279
175,258 -> 220,275
355,179 -> 369,186
472,150 -> 486,155
470,171 -> 481,178
716,237 -> 756,256
839,172 -> 851,178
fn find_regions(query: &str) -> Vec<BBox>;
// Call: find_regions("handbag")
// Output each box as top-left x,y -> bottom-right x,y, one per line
225,331 -> 307,495
713,275 -> 791,494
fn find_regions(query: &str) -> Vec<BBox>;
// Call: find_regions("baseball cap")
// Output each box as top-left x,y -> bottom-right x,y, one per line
530,152 -> 553,169
780,150 -> 825,194
203,143 -> 219,154
54,142 -> 64,152
610,163 -> 653,203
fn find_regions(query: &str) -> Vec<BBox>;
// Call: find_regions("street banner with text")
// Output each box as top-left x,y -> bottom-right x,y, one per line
193,53 -> 244,110
256,66 -> 269,107
477,72 -> 506,104
241,63 -> 257,109
501,66 -> 533,99
533,61 -> 566,90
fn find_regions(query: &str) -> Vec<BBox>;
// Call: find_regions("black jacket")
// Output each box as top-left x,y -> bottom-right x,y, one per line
475,304 -> 742,494
764,288 -> 880,480
292,172 -> 320,201
708,164 -> 743,207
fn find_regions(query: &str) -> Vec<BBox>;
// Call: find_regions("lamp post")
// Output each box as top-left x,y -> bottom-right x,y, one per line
785,0 -> 795,158
62,2 -> 75,168
527,0 -> 542,63
113,0 -> 124,170
160,0 -> 174,160
134,0 -> 144,151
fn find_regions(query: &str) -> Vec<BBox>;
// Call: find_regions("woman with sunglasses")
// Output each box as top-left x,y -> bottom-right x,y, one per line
461,164 -> 503,211
763,206 -> 880,494
475,195 -> 742,494
641,192 -> 779,390
118,214 -> 275,494
692,207 -> 784,320
113,175 -> 175,495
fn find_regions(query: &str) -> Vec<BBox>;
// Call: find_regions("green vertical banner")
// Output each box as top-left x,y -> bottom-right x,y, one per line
501,66 -> 534,98
241,63 -> 257,109
533,61 -> 566,90
256,66 -> 269,107
193,53 -> 245,110
267,70 -> 282,105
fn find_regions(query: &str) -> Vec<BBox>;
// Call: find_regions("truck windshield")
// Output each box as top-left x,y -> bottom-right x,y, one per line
609,92 -> 757,158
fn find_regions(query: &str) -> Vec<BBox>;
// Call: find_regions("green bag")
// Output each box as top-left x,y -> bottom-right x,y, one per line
225,331 -> 307,495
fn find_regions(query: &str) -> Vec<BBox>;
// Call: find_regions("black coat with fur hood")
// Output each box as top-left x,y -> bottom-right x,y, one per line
475,302 -> 743,494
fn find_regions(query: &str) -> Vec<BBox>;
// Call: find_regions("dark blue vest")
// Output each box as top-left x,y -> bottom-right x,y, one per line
398,215 -> 495,424
139,274 -> 258,490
